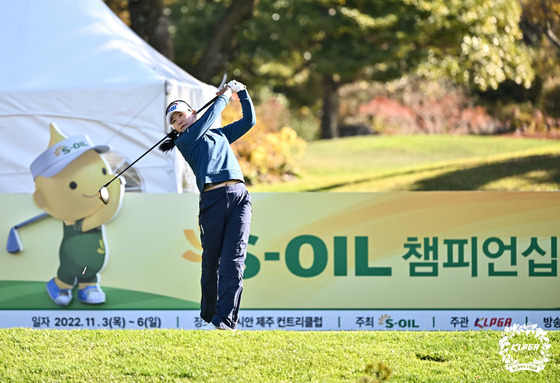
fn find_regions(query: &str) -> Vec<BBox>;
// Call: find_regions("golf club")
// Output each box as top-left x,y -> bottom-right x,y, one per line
6,212 -> 49,253
98,74 -> 228,205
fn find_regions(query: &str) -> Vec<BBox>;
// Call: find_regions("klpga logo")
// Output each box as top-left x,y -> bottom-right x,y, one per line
378,314 -> 419,329
499,323 -> 551,372
475,317 -> 512,328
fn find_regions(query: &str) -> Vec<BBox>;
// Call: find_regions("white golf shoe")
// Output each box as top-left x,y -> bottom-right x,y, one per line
46,278 -> 73,306
78,285 -> 106,304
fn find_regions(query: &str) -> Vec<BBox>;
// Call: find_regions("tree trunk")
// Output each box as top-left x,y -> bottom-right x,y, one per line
541,0 -> 560,51
128,0 -> 174,60
191,0 -> 256,82
321,75 -> 340,139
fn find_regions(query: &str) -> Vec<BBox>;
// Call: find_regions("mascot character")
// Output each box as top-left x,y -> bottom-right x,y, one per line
30,123 -> 124,306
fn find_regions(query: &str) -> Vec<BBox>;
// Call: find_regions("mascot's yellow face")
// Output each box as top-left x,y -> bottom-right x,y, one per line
32,123 -> 122,225
34,151 -> 114,222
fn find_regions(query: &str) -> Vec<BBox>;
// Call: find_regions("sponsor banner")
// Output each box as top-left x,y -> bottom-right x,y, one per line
1,310 -> 558,331
1,192 -> 559,330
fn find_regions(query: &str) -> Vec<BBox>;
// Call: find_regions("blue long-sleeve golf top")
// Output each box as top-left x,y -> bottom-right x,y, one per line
174,89 -> 256,193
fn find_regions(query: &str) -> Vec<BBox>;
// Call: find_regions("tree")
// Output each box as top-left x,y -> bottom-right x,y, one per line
129,0 -> 174,60
104,0 -> 174,60
191,0 -> 257,82
241,1 -> 428,138
240,0 -> 534,138
519,0 -> 560,51
168,0 -> 256,84
164,0 -> 534,139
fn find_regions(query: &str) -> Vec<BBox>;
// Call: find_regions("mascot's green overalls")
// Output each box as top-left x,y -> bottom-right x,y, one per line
58,220 -> 107,285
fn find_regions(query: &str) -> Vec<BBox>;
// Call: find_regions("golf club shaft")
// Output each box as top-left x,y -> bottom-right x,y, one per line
102,94 -> 220,189
15,212 -> 49,229
196,94 -> 219,116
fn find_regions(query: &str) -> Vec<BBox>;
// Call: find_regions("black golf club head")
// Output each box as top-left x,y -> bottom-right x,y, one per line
98,186 -> 110,205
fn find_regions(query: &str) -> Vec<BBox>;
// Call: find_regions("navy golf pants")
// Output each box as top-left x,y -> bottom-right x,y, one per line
198,182 -> 252,330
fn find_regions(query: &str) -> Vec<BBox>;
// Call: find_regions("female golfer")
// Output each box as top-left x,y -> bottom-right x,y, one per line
161,80 -> 255,330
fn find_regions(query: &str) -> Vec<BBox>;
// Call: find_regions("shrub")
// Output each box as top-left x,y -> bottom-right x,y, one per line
341,75 -> 560,137
358,95 -> 417,134
492,102 -> 559,134
222,94 -> 307,185
343,78 -> 501,135
289,106 -> 320,141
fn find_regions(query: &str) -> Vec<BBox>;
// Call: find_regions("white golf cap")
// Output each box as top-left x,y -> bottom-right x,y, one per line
30,135 -> 110,179
165,100 -> 192,125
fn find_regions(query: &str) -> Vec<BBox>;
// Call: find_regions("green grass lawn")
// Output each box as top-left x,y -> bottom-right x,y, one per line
248,135 -> 560,192
1,329 -> 558,382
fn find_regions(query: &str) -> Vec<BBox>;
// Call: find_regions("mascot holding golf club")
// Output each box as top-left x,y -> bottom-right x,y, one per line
30,123 -> 124,306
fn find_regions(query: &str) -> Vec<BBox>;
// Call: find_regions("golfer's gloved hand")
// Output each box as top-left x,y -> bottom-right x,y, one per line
217,85 -> 232,99
228,80 -> 246,93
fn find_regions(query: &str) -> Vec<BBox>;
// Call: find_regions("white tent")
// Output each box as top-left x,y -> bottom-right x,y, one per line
0,0 -> 217,194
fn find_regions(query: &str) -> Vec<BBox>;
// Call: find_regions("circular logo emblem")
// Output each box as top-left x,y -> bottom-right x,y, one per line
499,323 -> 551,372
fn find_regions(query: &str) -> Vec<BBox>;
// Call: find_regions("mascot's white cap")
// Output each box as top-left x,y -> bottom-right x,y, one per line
30,135 -> 110,179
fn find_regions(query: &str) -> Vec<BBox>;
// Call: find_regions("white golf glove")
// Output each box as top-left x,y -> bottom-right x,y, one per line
228,80 -> 246,93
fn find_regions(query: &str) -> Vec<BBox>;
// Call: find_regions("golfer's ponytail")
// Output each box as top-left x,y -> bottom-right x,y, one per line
158,130 -> 179,153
